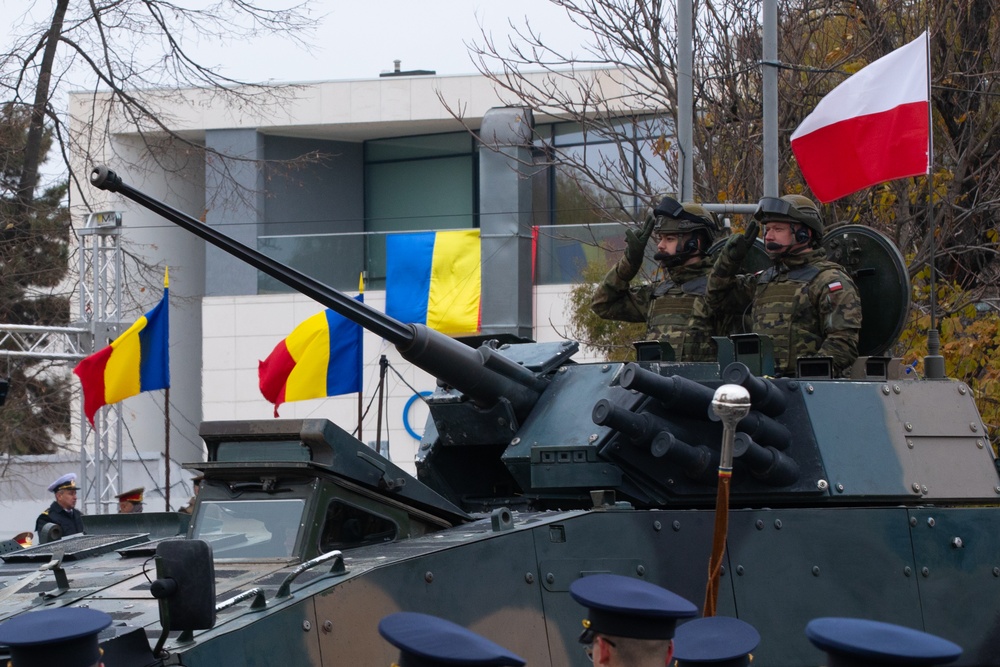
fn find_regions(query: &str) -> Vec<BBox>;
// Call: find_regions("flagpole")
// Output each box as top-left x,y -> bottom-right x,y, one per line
164,386 -> 171,510
357,390 -> 363,442
922,29 -> 945,380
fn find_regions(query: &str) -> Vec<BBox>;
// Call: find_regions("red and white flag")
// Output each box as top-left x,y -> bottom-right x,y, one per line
791,32 -> 930,203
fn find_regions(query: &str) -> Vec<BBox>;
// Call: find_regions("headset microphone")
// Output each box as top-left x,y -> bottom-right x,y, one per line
766,241 -> 790,252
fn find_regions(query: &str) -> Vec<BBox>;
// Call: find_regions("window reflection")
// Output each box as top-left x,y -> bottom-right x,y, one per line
193,499 -> 305,559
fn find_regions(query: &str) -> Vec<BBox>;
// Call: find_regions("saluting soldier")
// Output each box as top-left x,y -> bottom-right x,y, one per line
0,607 -> 112,667
705,194 -> 862,377
569,573 -> 698,667
591,197 -> 725,361
378,611 -> 525,667
35,473 -> 85,538
806,617 -> 962,666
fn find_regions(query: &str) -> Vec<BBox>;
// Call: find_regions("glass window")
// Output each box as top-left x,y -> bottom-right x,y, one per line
319,499 -> 397,552
193,499 -> 306,559
366,132 -> 472,162
364,137 -> 476,287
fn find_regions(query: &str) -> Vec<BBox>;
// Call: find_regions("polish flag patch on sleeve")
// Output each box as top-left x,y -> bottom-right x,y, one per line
828,281 -> 843,292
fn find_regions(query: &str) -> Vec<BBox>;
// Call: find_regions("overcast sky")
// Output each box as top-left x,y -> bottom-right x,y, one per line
2,0 -> 589,84
215,0 -> 590,82
4,0 -> 590,182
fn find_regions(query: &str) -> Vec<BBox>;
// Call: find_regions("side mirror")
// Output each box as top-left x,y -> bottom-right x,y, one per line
151,540 -> 216,632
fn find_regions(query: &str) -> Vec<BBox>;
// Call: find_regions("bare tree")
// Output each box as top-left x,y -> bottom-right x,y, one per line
1,0 -> 324,219
453,0 -> 1000,316
0,0 -> 322,454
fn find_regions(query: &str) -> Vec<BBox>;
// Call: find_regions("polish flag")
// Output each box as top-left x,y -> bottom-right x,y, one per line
791,32 -> 929,203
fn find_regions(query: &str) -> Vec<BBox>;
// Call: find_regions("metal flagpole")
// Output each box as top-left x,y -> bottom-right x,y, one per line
922,30 -> 945,379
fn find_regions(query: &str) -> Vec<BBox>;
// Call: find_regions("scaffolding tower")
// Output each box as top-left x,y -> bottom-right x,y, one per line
76,211 -> 125,515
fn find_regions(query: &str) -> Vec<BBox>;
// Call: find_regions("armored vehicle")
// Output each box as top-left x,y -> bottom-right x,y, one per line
0,166 -> 996,666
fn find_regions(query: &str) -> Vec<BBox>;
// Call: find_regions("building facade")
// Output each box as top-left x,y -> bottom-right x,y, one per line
69,69 -> 672,477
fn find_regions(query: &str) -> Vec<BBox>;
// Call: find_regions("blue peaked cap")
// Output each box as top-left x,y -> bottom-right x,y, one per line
0,607 -> 111,667
673,616 -> 760,666
569,574 -> 697,642
379,612 -> 525,667
806,618 -> 962,666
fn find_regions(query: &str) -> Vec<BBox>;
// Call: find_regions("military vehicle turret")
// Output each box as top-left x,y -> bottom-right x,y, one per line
0,166 -> 995,666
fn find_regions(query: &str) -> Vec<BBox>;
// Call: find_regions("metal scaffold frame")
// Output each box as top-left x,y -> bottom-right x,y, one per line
77,211 -> 125,516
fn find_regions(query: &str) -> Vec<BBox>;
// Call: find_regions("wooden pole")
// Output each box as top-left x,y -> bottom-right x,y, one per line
703,385 -> 750,616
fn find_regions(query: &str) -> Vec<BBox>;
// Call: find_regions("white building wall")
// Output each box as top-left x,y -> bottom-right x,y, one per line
202,283 -> 603,476
68,68 -> 628,482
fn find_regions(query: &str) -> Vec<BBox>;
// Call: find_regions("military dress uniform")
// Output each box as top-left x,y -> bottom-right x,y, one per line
706,246 -> 861,377
35,473 -> 84,537
35,501 -> 85,537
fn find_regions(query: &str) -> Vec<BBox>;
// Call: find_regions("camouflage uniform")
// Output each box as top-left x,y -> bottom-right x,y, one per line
591,256 -> 722,362
706,246 -> 861,376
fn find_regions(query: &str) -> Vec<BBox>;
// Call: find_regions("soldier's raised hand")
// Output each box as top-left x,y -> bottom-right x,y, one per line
723,219 -> 759,263
624,215 -> 657,270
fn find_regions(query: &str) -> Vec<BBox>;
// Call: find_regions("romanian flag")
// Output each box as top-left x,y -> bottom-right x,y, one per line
258,280 -> 363,417
385,230 -> 481,335
74,269 -> 170,426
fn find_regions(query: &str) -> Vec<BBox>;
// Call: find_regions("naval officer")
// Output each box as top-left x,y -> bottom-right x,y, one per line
806,617 -> 962,666
34,473 -> 85,538
0,607 -> 111,667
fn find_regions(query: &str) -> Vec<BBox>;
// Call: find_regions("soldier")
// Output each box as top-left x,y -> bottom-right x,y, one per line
378,611 -> 525,667
672,616 -> 760,666
706,194 -> 862,377
806,617 -> 962,666
591,197 -> 724,361
115,487 -> 144,514
35,473 -> 85,538
569,573 -> 698,667
0,607 -> 112,667
178,474 -> 203,515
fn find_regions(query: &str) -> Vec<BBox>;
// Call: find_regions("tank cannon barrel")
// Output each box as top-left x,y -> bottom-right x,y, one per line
620,363 -> 716,416
89,166 -> 541,414
733,433 -> 800,486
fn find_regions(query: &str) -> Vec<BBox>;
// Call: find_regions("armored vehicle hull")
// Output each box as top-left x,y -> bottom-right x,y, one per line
0,167 -> 995,667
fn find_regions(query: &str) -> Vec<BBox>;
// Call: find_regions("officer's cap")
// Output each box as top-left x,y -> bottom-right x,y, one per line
116,487 -> 144,503
673,616 -> 760,667
806,617 -> 962,666
378,612 -> 526,667
47,473 -> 79,493
13,532 -> 32,548
569,574 -> 697,642
0,607 -> 112,667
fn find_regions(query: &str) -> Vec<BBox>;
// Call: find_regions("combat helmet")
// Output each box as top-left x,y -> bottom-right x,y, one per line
653,196 -> 721,240
754,194 -> 824,242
